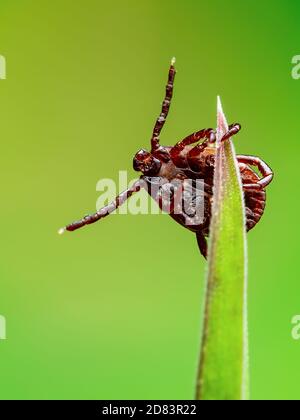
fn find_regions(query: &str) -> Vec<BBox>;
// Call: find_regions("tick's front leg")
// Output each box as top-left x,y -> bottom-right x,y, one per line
151,59 -> 176,152
59,180 -> 143,233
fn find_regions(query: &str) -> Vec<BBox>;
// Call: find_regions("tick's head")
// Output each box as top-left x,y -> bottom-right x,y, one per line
133,149 -> 162,176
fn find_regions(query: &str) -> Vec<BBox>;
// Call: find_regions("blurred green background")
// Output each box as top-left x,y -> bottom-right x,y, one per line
0,0 -> 299,400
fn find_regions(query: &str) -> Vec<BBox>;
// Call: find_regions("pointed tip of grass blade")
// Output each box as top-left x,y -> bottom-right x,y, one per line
217,95 -> 222,113
217,96 -> 229,140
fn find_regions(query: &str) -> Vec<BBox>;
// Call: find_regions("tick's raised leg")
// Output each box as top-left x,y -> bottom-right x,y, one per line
220,123 -> 241,143
59,181 -> 143,234
151,58 -> 176,152
237,155 -> 273,190
196,232 -> 208,260
171,123 -> 241,169
171,128 -> 216,168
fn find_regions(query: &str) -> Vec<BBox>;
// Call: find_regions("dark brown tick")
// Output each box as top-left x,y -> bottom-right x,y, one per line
60,58 -> 273,259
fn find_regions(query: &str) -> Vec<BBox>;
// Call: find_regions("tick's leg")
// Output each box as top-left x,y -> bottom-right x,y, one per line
174,128 -> 216,150
196,232 -> 208,260
220,123 -> 241,142
59,181 -> 143,233
237,155 -> 274,190
151,58 -> 176,152
170,128 -> 216,168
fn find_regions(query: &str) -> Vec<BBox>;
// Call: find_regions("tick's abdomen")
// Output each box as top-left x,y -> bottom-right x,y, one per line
240,166 -> 266,231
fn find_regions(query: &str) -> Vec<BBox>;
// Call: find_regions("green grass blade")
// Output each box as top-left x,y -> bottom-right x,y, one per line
195,97 -> 249,401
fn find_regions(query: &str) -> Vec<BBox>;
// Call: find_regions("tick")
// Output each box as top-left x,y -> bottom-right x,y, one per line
60,58 -> 273,259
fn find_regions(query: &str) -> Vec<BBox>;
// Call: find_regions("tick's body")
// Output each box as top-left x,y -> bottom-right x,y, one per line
60,59 -> 273,259
144,146 -> 267,234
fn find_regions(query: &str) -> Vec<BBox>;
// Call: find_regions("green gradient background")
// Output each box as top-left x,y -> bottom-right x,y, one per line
0,0 -> 299,400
